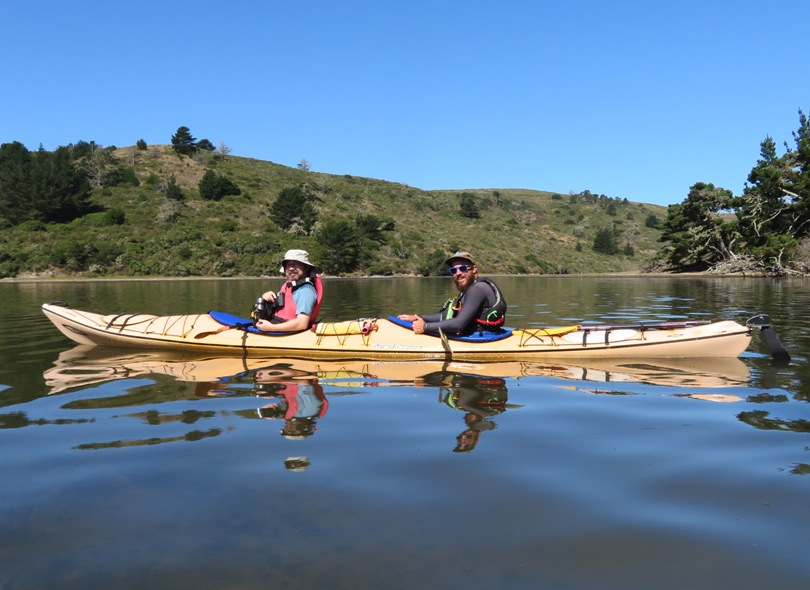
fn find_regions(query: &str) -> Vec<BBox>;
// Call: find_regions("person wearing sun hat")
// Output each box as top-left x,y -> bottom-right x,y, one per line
255,249 -> 324,333
397,251 -> 507,336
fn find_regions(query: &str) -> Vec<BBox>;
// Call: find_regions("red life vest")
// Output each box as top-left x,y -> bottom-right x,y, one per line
274,275 -> 324,325
277,382 -> 329,420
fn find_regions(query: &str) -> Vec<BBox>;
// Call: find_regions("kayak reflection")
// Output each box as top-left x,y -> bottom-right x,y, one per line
44,345 -> 752,396
37,347 -> 757,457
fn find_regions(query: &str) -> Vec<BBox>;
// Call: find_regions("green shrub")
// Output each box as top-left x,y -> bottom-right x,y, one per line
418,249 -> 447,277
105,208 -> 126,225
216,219 -> 238,232
18,220 -> 46,232
199,170 -> 241,201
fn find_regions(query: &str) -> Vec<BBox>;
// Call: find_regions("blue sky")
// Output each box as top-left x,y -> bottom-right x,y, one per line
2,1 -> 808,206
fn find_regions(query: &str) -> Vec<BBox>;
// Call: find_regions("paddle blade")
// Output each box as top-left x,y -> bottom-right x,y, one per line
194,325 -> 232,339
746,314 -> 790,363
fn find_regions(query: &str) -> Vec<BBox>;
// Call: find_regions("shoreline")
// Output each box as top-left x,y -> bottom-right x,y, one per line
1,271 -> 778,283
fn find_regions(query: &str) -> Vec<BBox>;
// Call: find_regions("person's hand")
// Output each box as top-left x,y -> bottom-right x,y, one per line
397,314 -> 417,321
412,316 -> 425,334
255,319 -> 272,332
262,290 -> 277,303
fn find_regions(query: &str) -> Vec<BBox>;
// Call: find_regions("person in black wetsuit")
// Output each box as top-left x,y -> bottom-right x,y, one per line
397,251 -> 507,336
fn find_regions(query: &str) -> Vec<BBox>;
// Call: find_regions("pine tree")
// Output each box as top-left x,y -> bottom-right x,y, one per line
171,126 -> 197,156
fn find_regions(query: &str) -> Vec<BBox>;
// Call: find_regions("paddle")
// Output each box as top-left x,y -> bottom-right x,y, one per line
746,314 -> 790,363
438,327 -> 452,357
579,320 -> 708,331
194,322 -> 252,340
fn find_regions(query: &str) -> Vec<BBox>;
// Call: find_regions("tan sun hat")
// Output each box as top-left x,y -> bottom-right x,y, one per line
444,251 -> 476,267
279,249 -> 315,273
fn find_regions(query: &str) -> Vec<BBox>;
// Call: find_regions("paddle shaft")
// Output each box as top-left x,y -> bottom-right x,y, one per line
579,320 -> 707,331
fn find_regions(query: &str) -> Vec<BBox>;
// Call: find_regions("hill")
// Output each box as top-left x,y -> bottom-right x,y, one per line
0,145 -> 668,278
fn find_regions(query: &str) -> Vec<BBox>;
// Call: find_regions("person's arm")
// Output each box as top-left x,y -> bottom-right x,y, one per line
424,285 -> 488,335
256,284 -> 316,332
257,313 -> 310,333
398,311 -> 442,334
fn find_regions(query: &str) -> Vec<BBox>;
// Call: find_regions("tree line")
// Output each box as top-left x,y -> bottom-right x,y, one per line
658,109 -> 810,275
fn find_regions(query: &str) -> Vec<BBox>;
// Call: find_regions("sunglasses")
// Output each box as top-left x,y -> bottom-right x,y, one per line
448,264 -> 472,275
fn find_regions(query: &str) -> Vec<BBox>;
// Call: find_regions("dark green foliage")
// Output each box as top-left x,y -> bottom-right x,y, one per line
355,214 -> 389,244
93,241 -> 124,265
105,208 -> 126,225
316,219 -> 360,274
592,226 -> 620,255
84,212 -> 114,226
418,249 -> 448,277
354,214 -> 393,269
165,174 -> 184,201
658,182 -> 734,270
458,192 -> 480,219
216,219 -> 238,232
50,238 -> 91,271
178,245 -> 193,260
271,185 -> 317,234
68,140 -> 99,160
733,114 -> 810,262
0,141 -> 94,225
197,139 -> 215,152
171,126 -> 197,156
658,110 -> 810,273
103,164 -> 140,187
199,170 -> 241,201
645,214 -> 660,228
136,139 -> 148,150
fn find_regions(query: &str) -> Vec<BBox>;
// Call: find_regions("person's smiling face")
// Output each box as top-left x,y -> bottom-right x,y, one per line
448,259 -> 476,291
284,260 -> 309,280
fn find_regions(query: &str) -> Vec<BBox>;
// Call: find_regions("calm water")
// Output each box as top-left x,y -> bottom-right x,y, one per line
1,276 -> 809,589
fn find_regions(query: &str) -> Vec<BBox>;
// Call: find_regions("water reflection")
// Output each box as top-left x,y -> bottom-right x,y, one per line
424,371 -> 509,453
26,345 -> 769,454
253,368 -> 329,440
42,345 -> 753,397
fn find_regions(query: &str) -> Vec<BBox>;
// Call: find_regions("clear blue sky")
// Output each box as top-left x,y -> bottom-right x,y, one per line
2,1 -> 808,206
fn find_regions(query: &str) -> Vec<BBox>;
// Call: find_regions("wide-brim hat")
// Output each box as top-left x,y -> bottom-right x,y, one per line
444,251 -> 476,267
279,249 -> 315,273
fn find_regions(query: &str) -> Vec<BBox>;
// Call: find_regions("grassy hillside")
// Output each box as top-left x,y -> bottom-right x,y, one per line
0,145 -> 668,278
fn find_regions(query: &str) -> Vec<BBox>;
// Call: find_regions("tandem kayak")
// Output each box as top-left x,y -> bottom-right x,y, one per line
41,302 -> 780,361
